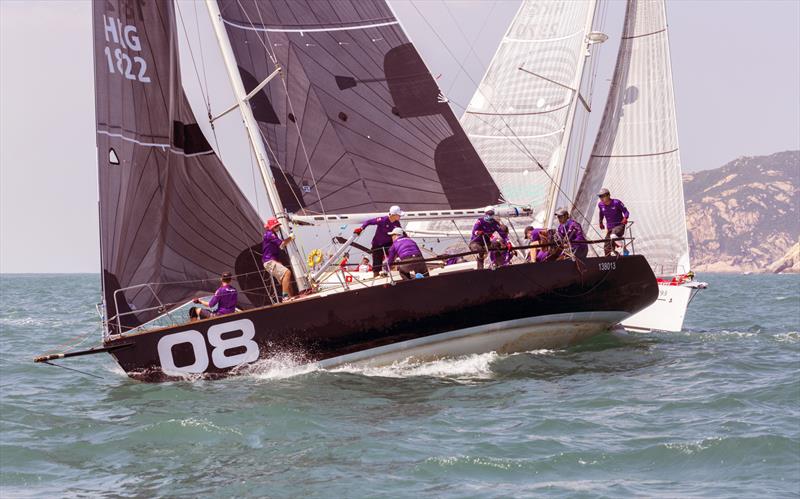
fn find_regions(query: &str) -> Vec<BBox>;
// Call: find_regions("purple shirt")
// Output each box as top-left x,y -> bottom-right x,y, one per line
262,230 -> 283,263
361,216 -> 401,248
384,237 -> 422,269
598,199 -> 630,229
208,284 -> 237,315
470,218 -> 508,244
558,219 -> 588,251
536,249 -> 550,262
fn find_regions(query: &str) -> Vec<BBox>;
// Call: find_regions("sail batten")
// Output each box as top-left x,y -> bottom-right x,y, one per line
573,0 -> 690,274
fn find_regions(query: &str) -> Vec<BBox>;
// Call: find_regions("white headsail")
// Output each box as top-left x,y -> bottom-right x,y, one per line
461,0 -> 598,228
573,0 -> 690,275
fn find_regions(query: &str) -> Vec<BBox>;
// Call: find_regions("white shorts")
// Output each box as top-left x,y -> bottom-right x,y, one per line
263,260 -> 289,280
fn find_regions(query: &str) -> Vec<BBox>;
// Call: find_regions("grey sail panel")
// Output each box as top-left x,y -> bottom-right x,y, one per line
573,0 -> 690,273
217,0 -> 502,214
95,0 -> 265,333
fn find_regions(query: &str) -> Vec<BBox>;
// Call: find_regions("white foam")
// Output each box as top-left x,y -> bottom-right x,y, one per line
331,352 -> 502,380
246,352 -> 319,380
773,331 -> 799,343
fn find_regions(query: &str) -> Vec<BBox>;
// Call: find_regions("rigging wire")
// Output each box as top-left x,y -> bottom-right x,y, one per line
175,2 -> 212,121
42,361 -> 104,380
235,0 -> 336,246
441,0 -> 497,97
243,1 -> 330,216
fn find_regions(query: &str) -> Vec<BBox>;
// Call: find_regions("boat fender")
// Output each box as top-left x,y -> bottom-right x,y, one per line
307,249 -> 323,268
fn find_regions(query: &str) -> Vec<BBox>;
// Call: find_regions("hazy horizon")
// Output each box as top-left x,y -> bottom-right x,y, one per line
1,0 -> 799,273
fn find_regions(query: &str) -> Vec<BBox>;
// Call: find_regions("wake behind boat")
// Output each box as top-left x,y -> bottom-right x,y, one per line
34,0 -> 658,381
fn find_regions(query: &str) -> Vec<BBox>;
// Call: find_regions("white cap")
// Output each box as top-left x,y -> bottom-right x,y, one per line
389,227 -> 404,236
389,205 -> 404,216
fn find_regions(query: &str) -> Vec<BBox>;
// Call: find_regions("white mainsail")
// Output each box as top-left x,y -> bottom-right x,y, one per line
573,0 -> 690,275
461,0 -> 597,228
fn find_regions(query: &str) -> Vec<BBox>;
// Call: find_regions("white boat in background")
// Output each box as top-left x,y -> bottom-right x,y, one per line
622,276 -> 707,333
572,0 -> 708,332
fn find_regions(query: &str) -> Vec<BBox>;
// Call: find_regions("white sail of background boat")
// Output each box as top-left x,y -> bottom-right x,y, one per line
572,0 -> 707,332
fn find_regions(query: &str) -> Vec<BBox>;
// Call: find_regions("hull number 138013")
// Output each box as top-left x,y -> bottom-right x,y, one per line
598,262 -> 616,271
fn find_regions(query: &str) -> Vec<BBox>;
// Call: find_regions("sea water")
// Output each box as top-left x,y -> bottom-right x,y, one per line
1,273 -> 798,498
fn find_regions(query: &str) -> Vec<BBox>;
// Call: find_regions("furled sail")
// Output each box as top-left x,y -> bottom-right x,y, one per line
460,0 -> 596,226
216,0 -> 502,215
573,0 -> 690,274
94,0 -> 266,333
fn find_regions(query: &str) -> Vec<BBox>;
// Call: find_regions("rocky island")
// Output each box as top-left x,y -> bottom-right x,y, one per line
684,150 -> 799,273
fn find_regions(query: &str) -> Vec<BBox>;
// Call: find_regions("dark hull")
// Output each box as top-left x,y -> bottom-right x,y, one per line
106,255 -> 657,381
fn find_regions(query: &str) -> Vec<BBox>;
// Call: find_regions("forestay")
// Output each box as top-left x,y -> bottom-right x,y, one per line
94,0 -> 267,334
215,0 -> 502,215
573,0 -> 690,274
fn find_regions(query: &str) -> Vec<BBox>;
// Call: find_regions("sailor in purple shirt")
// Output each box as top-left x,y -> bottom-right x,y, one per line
193,272 -> 238,316
555,208 -> 588,260
383,227 -> 428,280
262,217 -> 294,299
469,207 -> 511,269
597,188 -> 630,255
523,226 -> 542,262
354,205 -> 403,277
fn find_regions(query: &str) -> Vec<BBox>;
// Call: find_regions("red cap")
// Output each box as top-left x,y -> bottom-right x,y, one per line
265,217 -> 281,230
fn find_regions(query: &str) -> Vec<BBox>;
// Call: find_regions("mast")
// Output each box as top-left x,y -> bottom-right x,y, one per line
542,0 -> 598,229
204,0 -> 308,290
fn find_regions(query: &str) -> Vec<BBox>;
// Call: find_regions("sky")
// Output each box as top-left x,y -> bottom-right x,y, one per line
1,0 -> 798,273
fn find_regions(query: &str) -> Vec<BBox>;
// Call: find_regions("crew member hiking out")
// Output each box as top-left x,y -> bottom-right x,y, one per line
262,217 -> 295,301
193,271 -> 238,316
383,227 -> 429,280
354,205 -> 403,277
470,207 -> 511,270
555,208 -> 589,260
597,187 -> 630,256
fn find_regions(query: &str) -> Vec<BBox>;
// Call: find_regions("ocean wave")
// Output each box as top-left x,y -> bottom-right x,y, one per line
424,454 -> 524,471
772,331 -> 799,343
150,417 -> 243,437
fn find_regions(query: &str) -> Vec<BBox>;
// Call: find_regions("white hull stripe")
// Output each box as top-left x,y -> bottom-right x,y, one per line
315,310 -> 628,368
222,18 -> 399,34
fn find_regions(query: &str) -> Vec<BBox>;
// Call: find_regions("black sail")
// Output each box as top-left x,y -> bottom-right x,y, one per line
217,0 -> 502,214
94,0 -> 265,333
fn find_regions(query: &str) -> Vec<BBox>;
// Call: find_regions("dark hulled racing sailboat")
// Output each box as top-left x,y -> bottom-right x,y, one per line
35,0 -> 657,381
